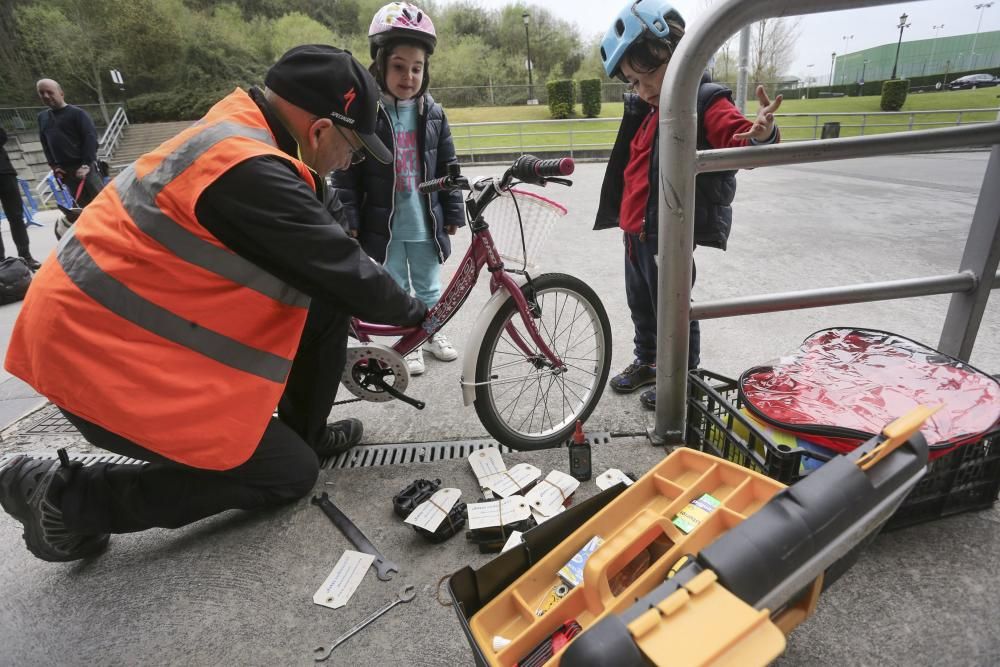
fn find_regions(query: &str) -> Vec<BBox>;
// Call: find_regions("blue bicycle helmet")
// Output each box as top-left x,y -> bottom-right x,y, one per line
601,0 -> 685,80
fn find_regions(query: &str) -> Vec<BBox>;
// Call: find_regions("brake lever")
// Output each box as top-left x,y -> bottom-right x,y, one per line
545,177 -> 573,187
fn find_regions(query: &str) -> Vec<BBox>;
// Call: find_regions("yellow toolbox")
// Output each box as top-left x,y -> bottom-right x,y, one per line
468,448 -> 786,666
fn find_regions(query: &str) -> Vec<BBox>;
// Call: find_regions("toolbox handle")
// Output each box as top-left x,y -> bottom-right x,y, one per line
583,511 -> 672,613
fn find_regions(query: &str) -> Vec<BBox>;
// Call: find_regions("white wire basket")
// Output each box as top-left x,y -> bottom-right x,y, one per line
484,187 -> 567,268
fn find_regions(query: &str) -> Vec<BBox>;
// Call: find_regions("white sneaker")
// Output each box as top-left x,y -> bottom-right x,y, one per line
424,332 -> 459,361
405,348 -> 425,376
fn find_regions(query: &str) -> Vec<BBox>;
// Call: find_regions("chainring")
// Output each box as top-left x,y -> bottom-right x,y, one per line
340,342 -> 410,403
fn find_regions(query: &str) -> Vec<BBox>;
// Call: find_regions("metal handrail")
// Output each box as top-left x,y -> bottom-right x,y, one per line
97,106 -> 129,161
652,0 -> 1000,444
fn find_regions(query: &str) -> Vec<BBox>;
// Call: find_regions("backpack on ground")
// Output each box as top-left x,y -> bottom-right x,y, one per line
0,257 -> 32,304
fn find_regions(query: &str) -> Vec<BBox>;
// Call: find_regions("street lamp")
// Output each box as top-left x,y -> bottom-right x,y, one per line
890,13 -> 911,80
522,12 -> 537,105
840,35 -> 854,85
829,51 -> 837,90
971,3 -> 994,68
926,24 -> 945,75
805,63 -> 814,99
858,59 -> 869,96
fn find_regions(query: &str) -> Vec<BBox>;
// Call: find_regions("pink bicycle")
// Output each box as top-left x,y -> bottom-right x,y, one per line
341,155 -> 612,451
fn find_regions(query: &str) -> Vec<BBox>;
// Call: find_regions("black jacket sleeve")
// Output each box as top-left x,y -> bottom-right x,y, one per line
195,155 -> 426,326
329,162 -> 364,234
434,109 -> 465,228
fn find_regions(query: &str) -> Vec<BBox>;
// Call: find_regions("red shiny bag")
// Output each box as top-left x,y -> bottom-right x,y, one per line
739,328 -> 1000,459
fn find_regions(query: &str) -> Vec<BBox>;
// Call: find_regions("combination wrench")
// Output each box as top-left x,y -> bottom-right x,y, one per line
312,492 -> 399,581
313,584 -> 416,662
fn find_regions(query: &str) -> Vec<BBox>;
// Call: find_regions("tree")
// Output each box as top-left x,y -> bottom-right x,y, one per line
749,17 -> 800,94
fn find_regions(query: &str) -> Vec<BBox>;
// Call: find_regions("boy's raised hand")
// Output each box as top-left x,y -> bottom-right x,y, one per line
734,85 -> 783,142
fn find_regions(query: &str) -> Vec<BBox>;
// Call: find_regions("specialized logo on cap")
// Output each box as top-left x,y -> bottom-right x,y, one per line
343,87 -> 357,113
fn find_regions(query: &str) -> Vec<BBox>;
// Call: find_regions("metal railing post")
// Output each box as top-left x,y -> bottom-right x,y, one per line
654,0 -> 926,446
908,113 -> 915,131
861,113 -> 867,136
938,137 -> 1000,359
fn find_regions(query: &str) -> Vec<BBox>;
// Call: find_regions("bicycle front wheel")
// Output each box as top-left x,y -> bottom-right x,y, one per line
474,273 -> 612,450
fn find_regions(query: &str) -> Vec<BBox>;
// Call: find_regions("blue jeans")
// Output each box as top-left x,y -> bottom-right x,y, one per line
623,232 -> 700,369
384,239 -> 442,309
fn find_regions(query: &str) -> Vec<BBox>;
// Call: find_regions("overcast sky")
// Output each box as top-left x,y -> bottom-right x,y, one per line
437,0 -> 999,79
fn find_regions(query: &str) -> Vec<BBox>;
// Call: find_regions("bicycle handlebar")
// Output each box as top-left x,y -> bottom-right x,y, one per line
417,154 -> 574,194
510,155 -> 574,182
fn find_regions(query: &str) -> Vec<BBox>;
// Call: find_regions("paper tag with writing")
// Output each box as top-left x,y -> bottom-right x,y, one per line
500,530 -> 524,553
488,463 -> 541,498
524,470 -> 579,516
312,550 -> 375,609
531,503 -> 565,525
468,448 -> 507,489
596,468 -> 635,491
404,488 -> 461,531
467,495 -> 531,529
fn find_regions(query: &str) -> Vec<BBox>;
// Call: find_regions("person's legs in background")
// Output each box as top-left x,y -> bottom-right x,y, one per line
408,240 -> 457,362
0,173 -> 39,269
610,233 -> 659,393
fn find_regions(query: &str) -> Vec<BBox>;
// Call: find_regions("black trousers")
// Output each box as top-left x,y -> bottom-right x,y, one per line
0,173 -> 32,259
61,163 -> 104,207
60,301 -> 350,534
623,232 -> 701,369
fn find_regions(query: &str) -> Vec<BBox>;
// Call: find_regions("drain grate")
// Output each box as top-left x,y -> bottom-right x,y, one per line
6,403 -> 613,470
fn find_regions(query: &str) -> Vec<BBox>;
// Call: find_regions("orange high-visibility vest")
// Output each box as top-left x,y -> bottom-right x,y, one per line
6,89 -> 316,470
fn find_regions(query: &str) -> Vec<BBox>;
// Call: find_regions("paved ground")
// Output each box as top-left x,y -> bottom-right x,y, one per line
0,152 -> 998,665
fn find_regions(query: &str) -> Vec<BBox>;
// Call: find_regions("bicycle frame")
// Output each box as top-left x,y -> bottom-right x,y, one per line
351,185 -> 564,370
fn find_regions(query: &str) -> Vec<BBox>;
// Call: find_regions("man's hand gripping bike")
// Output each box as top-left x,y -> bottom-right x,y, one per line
341,155 -> 612,451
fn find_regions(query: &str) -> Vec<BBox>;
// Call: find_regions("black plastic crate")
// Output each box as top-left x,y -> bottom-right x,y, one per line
686,369 -> 1000,531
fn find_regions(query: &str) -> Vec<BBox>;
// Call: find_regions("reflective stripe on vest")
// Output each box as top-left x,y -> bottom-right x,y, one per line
53,120 -> 306,383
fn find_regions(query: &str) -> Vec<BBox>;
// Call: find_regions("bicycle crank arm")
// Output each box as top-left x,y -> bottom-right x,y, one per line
312,493 -> 399,581
372,376 -> 425,409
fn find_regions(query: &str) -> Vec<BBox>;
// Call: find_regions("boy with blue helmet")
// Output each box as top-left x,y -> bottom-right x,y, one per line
595,0 -> 782,409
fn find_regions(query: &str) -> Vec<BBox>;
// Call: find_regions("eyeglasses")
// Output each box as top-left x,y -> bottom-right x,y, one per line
334,125 -> 366,165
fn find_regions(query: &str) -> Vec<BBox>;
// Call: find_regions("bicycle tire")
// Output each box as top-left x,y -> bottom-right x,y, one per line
474,273 -> 612,451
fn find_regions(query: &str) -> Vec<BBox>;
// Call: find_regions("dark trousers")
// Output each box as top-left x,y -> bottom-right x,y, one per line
61,163 -> 104,207
0,173 -> 31,258
59,301 -> 350,534
623,232 -> 700,369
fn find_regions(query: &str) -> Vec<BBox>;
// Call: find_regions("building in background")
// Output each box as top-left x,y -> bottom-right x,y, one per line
834,29 -> 1000,84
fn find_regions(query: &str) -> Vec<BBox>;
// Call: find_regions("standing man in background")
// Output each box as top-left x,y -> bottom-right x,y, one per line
0,128 -> 40,270
36,78 -> 104,207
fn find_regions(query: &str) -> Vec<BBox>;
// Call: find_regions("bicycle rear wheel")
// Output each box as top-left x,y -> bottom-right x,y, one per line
474,273 -> 612,450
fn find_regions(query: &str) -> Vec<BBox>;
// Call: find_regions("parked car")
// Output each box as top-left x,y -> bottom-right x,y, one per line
947,73 -> 1000,90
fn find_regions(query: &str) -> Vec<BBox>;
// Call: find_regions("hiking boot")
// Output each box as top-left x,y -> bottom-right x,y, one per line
609,360 -> 656,393
423,332 -> 458,361
314,418 -> 364,459
639,388 -> 656,410
406,349 -> 425,376
0,450 -> 110,562
20,256 -> 41,272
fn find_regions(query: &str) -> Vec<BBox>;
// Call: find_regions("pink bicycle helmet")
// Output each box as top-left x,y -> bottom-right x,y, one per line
368,2 -> 437,59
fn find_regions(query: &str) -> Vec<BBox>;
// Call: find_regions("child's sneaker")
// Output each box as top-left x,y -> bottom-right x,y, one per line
609,360 -> 656,393
423,332 -> 458,361
406,348 -> 425,376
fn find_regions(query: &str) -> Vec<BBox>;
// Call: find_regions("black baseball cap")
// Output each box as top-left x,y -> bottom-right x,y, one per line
265,44 -> 392,164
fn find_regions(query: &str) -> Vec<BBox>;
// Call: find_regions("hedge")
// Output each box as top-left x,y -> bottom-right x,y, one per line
579,78 -> 601,118
127,89 -> 227,123
547,79 -> 575,119
880,79 -> 909,111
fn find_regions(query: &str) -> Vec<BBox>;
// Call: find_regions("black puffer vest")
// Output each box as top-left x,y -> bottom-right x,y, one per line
594,77 -> 738,250
330,93 -> 464,263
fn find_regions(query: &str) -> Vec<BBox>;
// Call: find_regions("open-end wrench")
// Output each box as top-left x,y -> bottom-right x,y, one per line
312,492 -> 398,581
313,584 -> 416,662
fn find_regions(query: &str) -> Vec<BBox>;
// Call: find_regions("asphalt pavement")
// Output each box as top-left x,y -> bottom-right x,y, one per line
0,151 -> 997,666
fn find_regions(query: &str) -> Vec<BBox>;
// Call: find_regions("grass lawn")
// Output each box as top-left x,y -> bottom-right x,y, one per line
443,87 -> 999,152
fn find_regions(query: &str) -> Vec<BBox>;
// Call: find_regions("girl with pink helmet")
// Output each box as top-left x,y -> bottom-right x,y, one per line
331,2 -> 465,376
